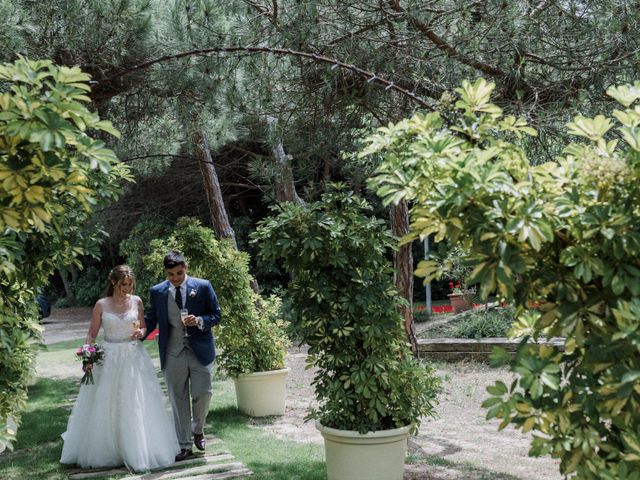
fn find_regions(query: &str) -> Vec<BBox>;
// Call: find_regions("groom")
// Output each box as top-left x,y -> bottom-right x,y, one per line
144,251 -> 221,461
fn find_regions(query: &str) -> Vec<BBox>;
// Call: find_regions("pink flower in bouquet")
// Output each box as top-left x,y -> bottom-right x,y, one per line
75,343 -> 105,385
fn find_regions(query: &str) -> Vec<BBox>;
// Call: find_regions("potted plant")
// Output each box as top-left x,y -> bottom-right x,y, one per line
144,217 -> 291,417
254,189 -> 440,480
447,282 -> 476,313
441,246 -> 477,313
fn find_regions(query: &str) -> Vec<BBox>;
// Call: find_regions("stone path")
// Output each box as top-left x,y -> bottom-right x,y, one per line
66,436 -> 252,480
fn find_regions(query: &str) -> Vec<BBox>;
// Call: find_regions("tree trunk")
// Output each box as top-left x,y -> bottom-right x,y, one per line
195,130 -> 238,249
58,263 -> 74,300
195,130 -> 260,294
70,265 -> 79,282
267,117 -> 304,205
390,200 -> 419,357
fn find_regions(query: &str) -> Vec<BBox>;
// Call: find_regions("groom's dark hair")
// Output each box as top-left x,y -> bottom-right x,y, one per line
163,251 -> 187,270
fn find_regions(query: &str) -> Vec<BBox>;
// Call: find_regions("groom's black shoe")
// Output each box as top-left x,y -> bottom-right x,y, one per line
193,432 -> 206,451
175,448 -> 193,462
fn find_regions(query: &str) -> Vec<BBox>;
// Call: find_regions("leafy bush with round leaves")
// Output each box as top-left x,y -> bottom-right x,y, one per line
366,78 -> 640,479
69,264 -> 109,306
142,217 -> 289,377
119,214 -> 174,297
0,57 -> 129,451
253,188 -> 440,434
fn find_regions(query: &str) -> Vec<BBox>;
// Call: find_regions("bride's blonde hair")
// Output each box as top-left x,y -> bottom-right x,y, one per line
105,265 -> 136,297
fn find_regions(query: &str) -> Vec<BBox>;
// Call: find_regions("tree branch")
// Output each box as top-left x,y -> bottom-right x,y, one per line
98,46 -> 434,107
385,0 -> 506,79
242,0 -> 279,28
529,0 -> 553,19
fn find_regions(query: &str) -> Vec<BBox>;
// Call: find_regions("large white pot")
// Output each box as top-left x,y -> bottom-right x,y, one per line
233,368 -> 290,417
315,421 -> 411,480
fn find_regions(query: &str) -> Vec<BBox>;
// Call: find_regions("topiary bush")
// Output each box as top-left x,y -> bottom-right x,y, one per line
0,57 -> 129,451
366,78 -> 640,478
142,217 -> 289,377
253,188 -> 440,434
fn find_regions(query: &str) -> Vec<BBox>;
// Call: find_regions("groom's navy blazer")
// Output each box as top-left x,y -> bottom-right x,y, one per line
144,276 -> 221,370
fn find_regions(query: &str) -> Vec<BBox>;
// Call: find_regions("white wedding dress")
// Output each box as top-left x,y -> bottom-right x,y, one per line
60,305 -> 180,471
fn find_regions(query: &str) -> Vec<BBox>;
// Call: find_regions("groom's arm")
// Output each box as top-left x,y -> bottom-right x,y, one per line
142,288 -> 159,341
197,280 -> 221,331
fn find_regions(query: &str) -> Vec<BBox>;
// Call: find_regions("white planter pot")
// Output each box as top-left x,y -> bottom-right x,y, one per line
315,421 -> 411,480
233,368 -> 290,417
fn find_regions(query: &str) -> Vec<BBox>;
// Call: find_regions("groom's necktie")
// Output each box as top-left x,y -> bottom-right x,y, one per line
175,285 -> 183,309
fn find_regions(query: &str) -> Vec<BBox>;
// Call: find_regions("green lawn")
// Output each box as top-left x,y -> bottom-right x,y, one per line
1,339 -> 325,480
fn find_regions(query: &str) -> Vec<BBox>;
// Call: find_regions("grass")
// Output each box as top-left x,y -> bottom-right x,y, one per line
207,381 -> 325,479
0,378 -> 77,480
406,452 -> 524,480
1,337 -> 325,480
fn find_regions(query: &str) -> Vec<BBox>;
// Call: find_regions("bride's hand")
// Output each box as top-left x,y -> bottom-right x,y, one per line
82,362 -> 93,373
131,328 -> 146,340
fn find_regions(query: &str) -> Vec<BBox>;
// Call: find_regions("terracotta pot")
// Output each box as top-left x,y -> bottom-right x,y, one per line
448,293 -> 472,313
233,368 -> 289,417
316,421 -> 411,480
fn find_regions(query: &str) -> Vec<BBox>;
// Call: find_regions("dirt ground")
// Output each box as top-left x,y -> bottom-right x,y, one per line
41,307 -> 563,480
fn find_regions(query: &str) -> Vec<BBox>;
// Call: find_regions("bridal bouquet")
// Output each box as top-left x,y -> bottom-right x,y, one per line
75,343 -> 105,385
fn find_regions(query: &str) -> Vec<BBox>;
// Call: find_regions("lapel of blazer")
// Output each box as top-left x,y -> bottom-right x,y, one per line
158,280 -> 171,326
185,277 -> 196,312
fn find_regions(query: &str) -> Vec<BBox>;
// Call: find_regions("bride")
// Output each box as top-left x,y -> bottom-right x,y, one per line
60,265 -> 180,471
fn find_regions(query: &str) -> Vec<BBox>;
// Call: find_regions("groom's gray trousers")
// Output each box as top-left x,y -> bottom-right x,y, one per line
164,297 -> 213,450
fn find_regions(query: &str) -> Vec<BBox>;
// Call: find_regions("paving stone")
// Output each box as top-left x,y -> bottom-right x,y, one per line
119,462 -> 247,480
169,469 -> 253,480
67,436 -> 252,479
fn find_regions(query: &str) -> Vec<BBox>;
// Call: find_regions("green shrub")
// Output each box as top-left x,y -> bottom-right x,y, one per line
71,265 -> 108,306
412,307 -> 431,323
119,215 -> 173,297
0,58 -> 129,451
253,188 -> 440,434
143,217 -> 289,376
451,307 -> 514,339
366,78 -> 640,478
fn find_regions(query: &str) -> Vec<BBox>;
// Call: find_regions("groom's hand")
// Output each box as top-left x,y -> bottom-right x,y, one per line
183,314 -> 198,327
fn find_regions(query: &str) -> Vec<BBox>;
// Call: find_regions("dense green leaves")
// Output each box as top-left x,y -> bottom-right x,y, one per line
366,79 -> 640,478
253,188 -> 440,433
0,58 -> 129,451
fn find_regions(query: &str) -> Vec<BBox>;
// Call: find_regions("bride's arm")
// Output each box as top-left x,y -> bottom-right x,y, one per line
134,296 -> 147,339
83,300 -> 103,372
85,300 -> 103,344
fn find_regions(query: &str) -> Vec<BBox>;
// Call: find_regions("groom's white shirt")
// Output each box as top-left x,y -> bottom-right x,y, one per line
168,275 -> 204,330
168,275 -> 187,308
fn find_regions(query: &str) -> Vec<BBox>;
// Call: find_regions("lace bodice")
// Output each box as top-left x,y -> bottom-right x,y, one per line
101,306 -> 138,343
